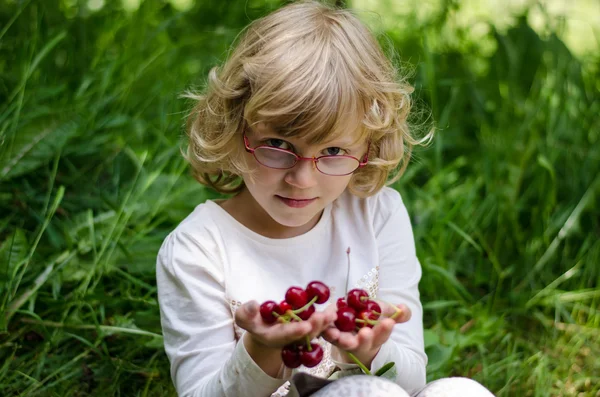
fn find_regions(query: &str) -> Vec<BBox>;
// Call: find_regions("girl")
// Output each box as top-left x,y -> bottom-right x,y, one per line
157,1 -> 494,396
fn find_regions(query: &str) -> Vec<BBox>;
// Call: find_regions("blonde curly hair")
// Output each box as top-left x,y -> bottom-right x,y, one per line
185,0 -> 431,197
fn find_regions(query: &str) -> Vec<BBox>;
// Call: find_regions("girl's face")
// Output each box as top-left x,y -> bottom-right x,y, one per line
234,123 -> 367,238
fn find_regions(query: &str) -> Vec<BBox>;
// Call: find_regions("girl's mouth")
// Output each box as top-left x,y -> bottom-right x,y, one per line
276,195 -> 317,208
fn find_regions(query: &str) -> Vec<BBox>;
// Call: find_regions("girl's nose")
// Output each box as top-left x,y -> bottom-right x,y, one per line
284,158 -> 319,188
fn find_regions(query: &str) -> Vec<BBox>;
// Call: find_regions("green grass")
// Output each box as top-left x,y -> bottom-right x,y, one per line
1,0 -> 599,395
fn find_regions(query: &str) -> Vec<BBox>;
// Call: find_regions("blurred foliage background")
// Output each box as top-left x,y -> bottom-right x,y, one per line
0,0 -> 598,395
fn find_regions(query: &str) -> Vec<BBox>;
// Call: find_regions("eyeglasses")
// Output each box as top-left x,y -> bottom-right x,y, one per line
243,133 -> 369,176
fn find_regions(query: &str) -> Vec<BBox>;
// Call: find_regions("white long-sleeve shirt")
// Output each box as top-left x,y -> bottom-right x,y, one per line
156,186 -> 427,397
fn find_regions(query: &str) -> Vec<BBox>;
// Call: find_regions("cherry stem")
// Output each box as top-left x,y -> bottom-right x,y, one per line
273,312 -> 291,324
374,299 -> 402,321
389,306 -> 402,321
305,335 -> 312,351
347,352 -> 372,376
355,318 -> 379,326
292,296 -> 319,314
288,311 -> 303,322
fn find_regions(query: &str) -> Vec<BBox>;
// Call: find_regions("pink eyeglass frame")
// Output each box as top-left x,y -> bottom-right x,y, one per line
243,133 -> 370,176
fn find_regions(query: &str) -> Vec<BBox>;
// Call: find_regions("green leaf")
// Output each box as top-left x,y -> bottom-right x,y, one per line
423,300 -> 461,311
0,229 -> 29,285
0,119 -> 79,180
424,329 -> 440,348
374,361 -> 395,377
426,344 -> 454,372
144,337 -> 165,349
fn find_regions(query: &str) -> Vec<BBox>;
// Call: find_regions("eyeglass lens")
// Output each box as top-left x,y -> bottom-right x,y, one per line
254,147 -> 359,175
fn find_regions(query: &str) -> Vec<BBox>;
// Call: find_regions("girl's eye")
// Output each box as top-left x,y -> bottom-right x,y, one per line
323,147 -> 346,156
264,139 -> 291,150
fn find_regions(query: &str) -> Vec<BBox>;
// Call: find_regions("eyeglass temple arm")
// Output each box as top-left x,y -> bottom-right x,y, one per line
359,142 -> 371,166
243,134 -> 255,154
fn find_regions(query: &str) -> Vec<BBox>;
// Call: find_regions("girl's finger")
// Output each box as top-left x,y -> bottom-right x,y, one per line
335,331 -> 360,351
307,313 -> 327,340
260,320 -> 311,346
314,311 -> 336,333
371,318 -> 395,346
320,326 -> 340,344
280,319 -> 312,337
392,304 -> 411,323
379,302 -> 411,323
356,326 -> 375,349
323,302 -> 338,317
286,321 -> 313,341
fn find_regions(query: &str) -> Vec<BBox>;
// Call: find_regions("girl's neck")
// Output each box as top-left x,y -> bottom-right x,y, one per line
218,189 -> 321,239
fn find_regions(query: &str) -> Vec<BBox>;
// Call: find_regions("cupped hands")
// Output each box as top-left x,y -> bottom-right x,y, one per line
321,302 -> 411,368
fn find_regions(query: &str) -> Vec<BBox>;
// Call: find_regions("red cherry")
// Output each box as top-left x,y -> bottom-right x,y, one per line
336,298 -> 348,309
347,289 -> 369,311
345,305 -> 357,316
365,301 -> 381,319
281,345 -> 302,368
297,304 -> 315,321
300,343 -> 324,368
306,281 -> 330,304
334,306 -> 357,332
279,300 -> 292,313
259,300 -> 281,324
285,286 -> 308,309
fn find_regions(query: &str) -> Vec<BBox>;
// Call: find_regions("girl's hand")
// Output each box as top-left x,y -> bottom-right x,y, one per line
234,300 -> 337,349
321,302 -> 411,368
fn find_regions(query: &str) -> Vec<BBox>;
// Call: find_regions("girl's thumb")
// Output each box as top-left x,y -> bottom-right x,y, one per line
244,300 -> 259,317
235,300 -> 259,330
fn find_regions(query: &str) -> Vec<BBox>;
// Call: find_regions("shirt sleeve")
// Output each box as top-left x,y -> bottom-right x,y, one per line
156,231 -> 289,397
369,190 -> 428,394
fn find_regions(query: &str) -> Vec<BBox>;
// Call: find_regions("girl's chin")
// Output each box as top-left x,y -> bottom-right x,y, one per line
269,208 -> 322,229
272,215 -> 313,228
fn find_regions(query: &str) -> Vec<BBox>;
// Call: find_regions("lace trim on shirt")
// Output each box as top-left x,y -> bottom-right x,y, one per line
352,265 -> 380,299
228,299 -> 244,341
